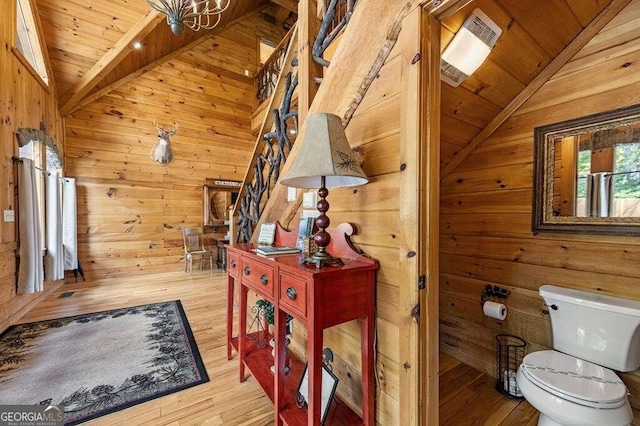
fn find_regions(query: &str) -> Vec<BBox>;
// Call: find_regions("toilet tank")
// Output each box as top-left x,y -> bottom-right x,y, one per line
540,285 -> 640,372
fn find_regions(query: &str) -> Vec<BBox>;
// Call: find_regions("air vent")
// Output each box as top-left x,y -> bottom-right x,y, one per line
58,291 -> 75,298
466,9 -> 501,47
440,8 -> 502,87
262,13 -> 276,24
440,59 -> 468,87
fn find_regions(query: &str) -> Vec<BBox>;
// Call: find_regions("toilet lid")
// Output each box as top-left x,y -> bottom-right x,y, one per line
520,351 -> 627,406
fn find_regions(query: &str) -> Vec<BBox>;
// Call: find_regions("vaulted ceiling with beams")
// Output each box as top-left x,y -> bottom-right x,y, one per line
35,0 -> 613,169
36,0 -> 291,115
438,0 -> 612,170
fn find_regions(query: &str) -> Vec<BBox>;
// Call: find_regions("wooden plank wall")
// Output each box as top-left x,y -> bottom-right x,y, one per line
439,0 -> 640,421
278,23 -> 414,426
64,15 -> 284,280
0,2 -> 65,331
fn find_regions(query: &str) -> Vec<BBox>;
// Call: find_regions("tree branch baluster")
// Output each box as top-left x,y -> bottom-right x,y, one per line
256,28 -> 295,103
238,70 -> 299,243
312,0 -> 356,68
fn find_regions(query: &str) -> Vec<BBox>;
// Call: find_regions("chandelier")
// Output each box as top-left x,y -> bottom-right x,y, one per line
147,0 -> 230,36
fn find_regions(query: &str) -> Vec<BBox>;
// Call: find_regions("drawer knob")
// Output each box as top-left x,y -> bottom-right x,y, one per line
286,287 -> 297,301
243,266 -> 251,275
230,260 -> 237,268
260,274 -> 268,285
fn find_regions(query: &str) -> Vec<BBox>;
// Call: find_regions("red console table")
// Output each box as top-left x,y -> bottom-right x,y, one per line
226,223 -> 378,426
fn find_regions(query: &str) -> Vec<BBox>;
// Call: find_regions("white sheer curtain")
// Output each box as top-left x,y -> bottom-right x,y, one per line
62,178 -> 78,271
17,159 -> 44,294
46,171 -> 64,280
586,172 -> 614,217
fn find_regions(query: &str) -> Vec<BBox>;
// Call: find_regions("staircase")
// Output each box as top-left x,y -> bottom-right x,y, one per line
233,0 -> 357,243
236,27 -> 299,243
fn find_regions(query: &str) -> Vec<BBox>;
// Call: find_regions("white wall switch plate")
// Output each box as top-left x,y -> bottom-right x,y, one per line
287,187 -> 297,202
302,191 -> 317,208
3,210 -> 15,223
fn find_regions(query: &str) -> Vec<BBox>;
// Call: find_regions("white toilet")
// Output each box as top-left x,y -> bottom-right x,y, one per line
516,285 -> 640,426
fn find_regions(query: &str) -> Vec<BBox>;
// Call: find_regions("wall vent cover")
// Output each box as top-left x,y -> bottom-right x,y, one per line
440,8 -> 502,87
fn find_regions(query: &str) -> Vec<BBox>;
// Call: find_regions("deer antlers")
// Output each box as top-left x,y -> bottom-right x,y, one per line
152,120 -> 179,138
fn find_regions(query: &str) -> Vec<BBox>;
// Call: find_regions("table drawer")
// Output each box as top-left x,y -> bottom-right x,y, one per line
279,273 -> 307,320
227,250 -> 241,278
241,257 -> 275,297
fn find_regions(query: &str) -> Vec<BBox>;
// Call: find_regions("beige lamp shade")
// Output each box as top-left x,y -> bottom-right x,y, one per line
279,113 -> 368,189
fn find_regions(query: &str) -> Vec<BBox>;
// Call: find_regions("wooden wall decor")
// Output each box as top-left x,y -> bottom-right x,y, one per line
439,1 -> 640,421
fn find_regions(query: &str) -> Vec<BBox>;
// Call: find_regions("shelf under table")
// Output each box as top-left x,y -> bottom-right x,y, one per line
231,333 -> 363,426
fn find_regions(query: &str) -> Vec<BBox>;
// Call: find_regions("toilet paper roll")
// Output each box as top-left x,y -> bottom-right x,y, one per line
483,301 -> 507,320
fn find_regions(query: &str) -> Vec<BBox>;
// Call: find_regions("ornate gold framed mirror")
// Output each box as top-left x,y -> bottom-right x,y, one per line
533,104 -> 640,235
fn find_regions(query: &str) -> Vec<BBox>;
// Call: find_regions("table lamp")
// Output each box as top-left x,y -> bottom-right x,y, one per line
279,113 -> 368,268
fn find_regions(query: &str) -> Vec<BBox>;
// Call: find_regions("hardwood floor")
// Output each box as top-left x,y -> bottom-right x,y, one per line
439,352 -> 539,425
17,270 -> 274,426
12,269 -> 540,425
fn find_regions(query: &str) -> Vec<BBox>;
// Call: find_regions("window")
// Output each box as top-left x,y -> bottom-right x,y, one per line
259,38 -> 276,66
19,141 -> 46,250
15,0 -> 49,85
614,142 -> 640,198
575,141 -> 640,217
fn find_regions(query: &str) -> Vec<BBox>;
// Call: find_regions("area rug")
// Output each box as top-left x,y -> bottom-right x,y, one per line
0,300 -> 209,425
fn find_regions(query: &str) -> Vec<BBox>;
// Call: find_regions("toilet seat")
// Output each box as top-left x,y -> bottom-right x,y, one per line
520,350 -> 628,409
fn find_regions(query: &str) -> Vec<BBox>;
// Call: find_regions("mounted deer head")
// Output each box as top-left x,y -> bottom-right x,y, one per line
151,121 -> 178,165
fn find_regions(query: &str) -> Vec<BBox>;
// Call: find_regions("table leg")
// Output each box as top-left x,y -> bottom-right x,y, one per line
226,275 -> 234,360
274,306 -> 286,426
308,320 -> 323,426
361,312 -> 375,426
239,285 -> 248,382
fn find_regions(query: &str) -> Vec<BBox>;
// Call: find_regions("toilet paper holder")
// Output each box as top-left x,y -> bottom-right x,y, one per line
481,285 -> 510,305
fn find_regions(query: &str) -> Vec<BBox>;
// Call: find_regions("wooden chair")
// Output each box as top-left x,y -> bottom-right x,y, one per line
183,227 -> 214,274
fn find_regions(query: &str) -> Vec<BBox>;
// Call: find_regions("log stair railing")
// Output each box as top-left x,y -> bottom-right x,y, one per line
256,25 -> 297,104
233,0 -> 358,243
313,0 -> 356,70
234,26 -> 300,243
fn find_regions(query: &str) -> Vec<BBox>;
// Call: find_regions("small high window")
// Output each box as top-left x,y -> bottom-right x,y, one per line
259,38 -> 276,66
15,0 -> 49,85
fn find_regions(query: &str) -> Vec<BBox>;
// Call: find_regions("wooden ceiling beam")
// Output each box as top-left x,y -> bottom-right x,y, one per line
440,0 -> 631,177
64,7 -> 269,116
271,0 -> 298,14
59,9 -> 164,116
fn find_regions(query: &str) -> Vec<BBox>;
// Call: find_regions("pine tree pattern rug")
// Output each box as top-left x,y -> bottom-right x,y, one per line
0,300 -> 209,425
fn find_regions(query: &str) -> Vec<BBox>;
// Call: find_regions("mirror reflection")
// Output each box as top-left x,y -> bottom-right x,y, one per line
533,104 -> 640,235
552,124 -> 640,218
203,179 -> 240,242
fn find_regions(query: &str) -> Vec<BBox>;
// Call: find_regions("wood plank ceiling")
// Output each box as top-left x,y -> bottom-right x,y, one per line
35,0 -> 612,170
439,0 -> 612,169
36,0 -> 274,113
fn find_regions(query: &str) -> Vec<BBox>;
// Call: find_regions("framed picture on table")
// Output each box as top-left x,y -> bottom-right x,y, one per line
295,363 -> 339,425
